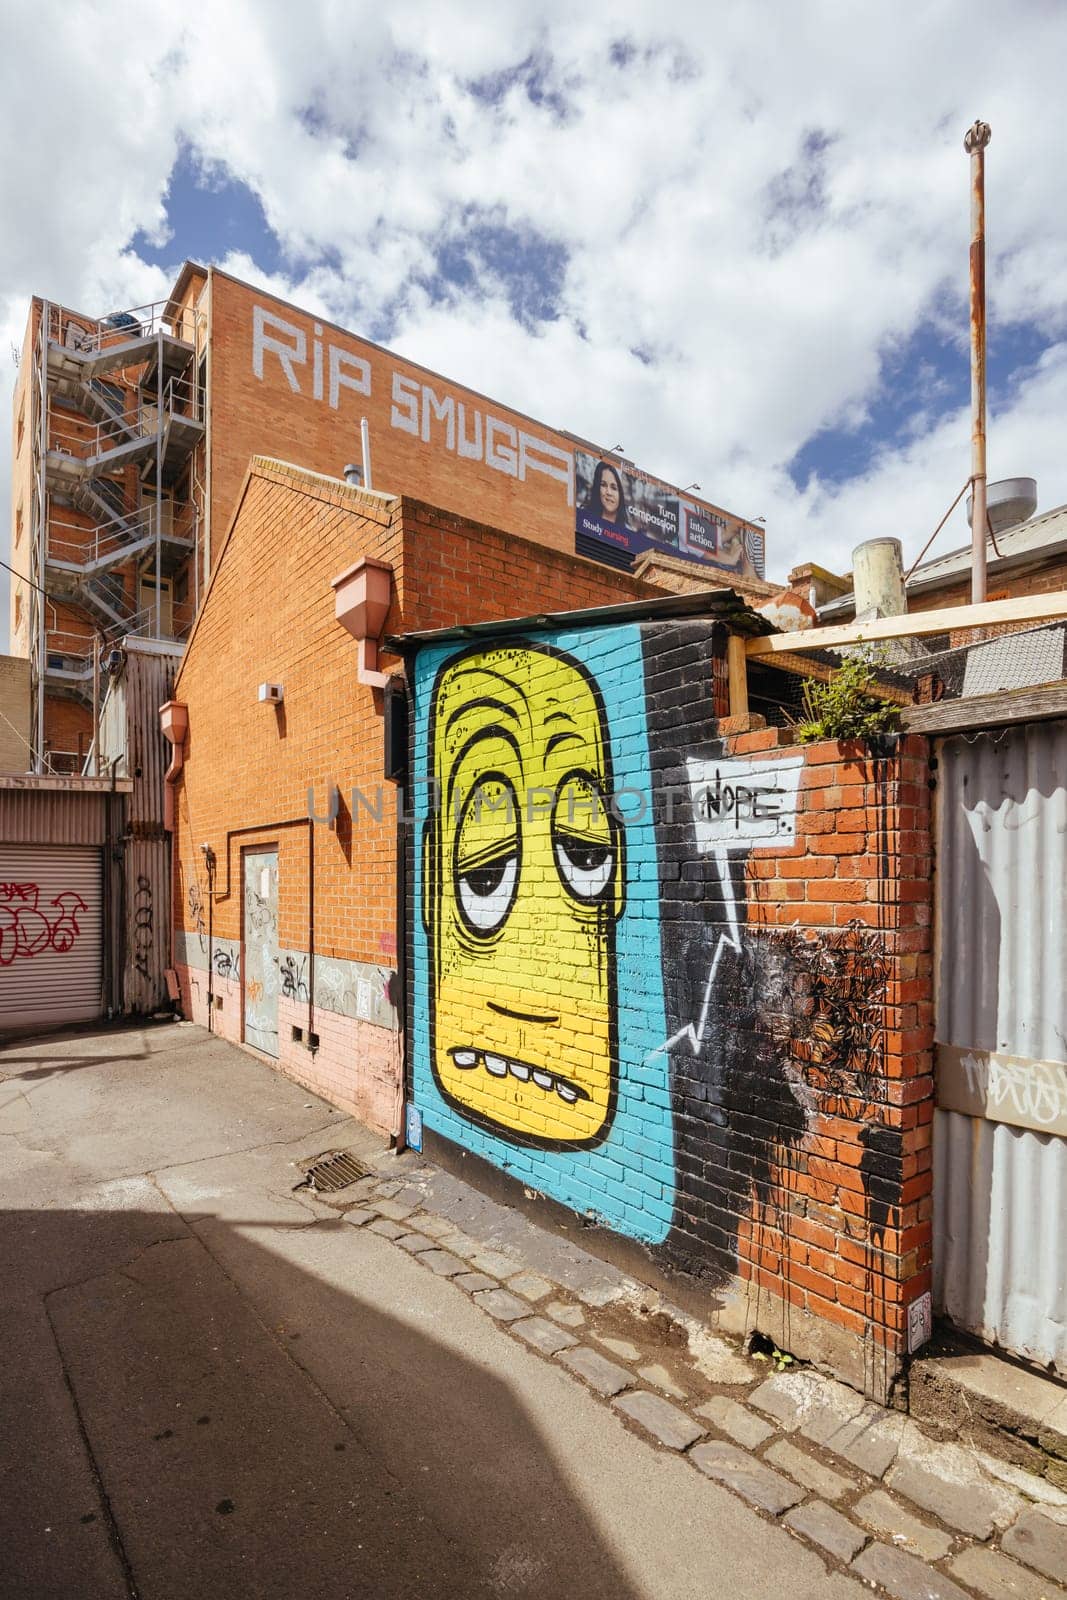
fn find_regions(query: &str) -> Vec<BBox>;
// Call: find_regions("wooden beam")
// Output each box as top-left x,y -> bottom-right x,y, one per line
901,678 -> 1067,735
727,633 -> 749,717
753,649 -> 912,705
745,589 -> 1067,657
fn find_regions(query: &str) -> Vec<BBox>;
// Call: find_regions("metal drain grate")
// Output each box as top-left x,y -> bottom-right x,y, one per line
295,1149 -> 374,1193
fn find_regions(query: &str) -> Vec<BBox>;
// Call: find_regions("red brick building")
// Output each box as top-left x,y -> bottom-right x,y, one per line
170,457 -> 659,1131
8,264 -> 767,775
169,454 -> 935,1401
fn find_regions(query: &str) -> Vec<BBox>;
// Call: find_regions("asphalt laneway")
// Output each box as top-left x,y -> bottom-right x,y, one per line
0,1021 -> 866,1600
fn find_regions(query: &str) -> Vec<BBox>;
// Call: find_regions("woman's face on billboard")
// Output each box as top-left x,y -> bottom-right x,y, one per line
599,470 -> 621,519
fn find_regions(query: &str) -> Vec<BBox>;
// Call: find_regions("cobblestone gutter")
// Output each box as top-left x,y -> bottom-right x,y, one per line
308,1142 -> 1067,1600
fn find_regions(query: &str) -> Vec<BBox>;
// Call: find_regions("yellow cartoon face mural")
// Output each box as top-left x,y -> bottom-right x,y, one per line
424,643 -> 625,1148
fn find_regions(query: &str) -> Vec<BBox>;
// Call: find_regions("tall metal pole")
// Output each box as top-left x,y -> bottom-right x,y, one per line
965,119 -> 992,604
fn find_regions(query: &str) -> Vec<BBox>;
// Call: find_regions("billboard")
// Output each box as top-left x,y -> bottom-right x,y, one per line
574,449 -> 765,581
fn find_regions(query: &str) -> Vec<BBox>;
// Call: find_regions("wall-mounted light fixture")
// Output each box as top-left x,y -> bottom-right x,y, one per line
257,682 -> 284,705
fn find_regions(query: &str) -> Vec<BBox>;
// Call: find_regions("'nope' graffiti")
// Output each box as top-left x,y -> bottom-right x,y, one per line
686,753 -> 804,849
0,883 -> 88,966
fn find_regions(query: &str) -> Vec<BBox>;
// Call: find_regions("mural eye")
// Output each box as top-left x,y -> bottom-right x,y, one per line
552,770 -> 616,904
458,851 -> 518,933
454,773 -> 521,937
554,834 -> 614,902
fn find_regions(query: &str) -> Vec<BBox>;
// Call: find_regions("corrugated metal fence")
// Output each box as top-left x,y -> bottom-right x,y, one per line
933,719 -> 1067,1372
98,640 -> 182,1014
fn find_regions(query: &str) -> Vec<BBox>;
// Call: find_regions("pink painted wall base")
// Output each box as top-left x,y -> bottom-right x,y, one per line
174,965 -> 401,1137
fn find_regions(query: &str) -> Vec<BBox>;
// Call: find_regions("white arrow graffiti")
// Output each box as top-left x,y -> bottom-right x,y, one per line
646,848 -> 742,1063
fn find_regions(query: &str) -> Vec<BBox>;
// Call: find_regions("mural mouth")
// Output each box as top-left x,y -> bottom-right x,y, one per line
448,1047 -> 591,1103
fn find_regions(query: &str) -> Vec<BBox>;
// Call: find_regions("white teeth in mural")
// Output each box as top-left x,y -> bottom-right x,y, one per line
448,1049 -> 589,1102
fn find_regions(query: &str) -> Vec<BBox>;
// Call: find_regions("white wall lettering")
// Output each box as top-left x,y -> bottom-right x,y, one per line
485,416 -> 518,476
391,372 -> 420,435
330,347 -> 370,409
422,386 -> 456,450
251,302 -> 575,509
253,307 -> 306,393
457,403 -> 482,461
520,432 -> 574,502
312,322 -> 324,401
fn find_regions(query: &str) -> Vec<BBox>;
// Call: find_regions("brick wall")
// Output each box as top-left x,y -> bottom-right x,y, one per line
408,615 -> 934,1399
398,498 -> 659,630
171,459 -> 655,1132
44,698 -> 93,768
171,461 -> 404,1127
0,654 -> 30,773
714,727 -> 933,1397
207,270 -> 763,588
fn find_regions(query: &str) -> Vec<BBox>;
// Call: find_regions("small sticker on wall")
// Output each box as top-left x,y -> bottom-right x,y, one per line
405,1103 -> 423,1153
907,1291 -> 933,1353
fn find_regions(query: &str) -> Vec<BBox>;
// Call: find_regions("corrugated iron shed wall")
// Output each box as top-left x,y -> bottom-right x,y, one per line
97,641 -> 183,1012
933,719 -> 1067,1372
0,784 -> 118,846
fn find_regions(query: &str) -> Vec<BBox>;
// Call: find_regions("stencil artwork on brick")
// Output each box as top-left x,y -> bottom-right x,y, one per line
411,626 -> 674,1243
767,920 -> 890,1108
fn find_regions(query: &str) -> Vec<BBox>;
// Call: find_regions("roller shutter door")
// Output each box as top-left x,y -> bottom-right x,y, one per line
0,846 -> 103,1030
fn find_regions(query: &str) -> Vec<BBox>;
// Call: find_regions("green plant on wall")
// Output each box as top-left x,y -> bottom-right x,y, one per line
793,649 -> 901,744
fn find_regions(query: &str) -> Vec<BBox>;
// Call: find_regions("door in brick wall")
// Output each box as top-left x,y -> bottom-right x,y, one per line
0,845 -> 103,1031
243,850 -> 279,1057
933,719 -> 1067,1374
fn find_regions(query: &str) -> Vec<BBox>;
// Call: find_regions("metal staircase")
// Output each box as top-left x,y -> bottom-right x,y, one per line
30,297 -> 205,739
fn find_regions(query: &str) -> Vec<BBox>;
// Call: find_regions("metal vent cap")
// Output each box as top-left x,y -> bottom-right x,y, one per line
966,477 -> 1038,535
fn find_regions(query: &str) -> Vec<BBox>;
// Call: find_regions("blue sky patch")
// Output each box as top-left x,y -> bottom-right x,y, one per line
426,212 -> 567,328
468,54 -> 571,119
130,142 -> 282,276
788,315 -> 1050,489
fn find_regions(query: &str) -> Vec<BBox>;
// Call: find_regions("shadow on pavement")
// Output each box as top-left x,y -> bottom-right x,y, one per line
0,1203 -> 641,1600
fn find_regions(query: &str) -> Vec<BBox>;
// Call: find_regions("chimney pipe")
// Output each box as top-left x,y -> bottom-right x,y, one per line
361,417 -> 373,491
851,537 -> 907,619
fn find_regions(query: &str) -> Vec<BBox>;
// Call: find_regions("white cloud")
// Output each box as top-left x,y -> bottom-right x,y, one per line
3,0 -> 1067,641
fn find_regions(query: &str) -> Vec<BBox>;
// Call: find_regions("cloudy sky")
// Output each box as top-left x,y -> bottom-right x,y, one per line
3,0 -> 1066,646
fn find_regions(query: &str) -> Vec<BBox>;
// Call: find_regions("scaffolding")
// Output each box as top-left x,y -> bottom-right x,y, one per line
27,296 -> 205,773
